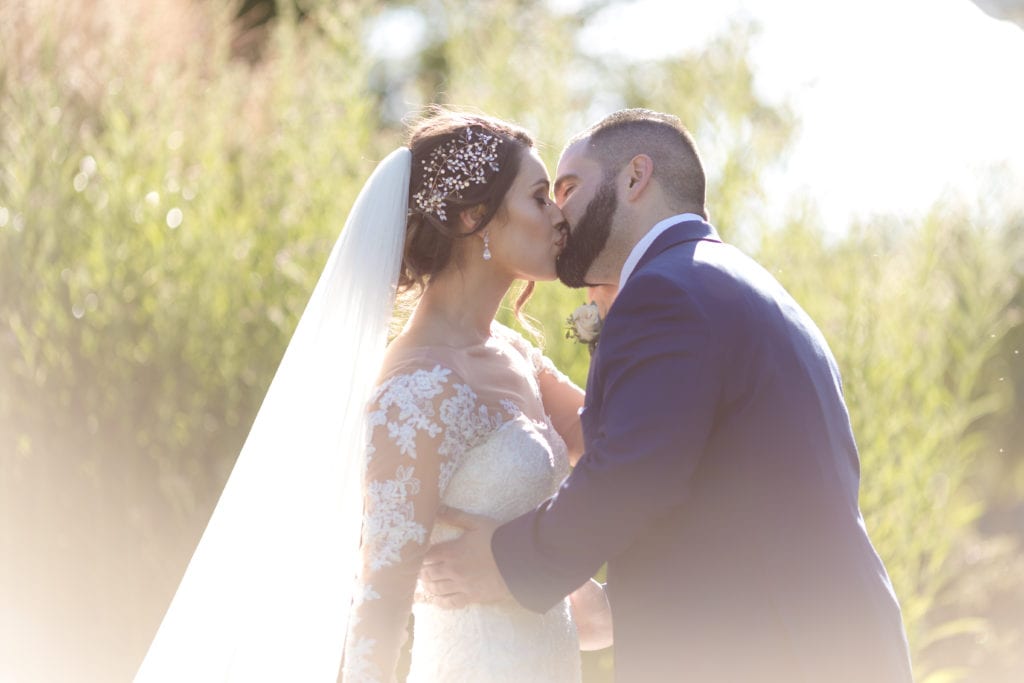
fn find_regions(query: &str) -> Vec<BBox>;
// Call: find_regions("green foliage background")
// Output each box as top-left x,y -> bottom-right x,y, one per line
1,1 -> 1022,682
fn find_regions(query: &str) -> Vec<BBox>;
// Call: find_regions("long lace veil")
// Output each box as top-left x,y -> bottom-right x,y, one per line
135,147 -> 412,682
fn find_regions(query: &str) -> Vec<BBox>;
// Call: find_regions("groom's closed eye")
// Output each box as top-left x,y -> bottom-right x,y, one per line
554,174 -> 579,203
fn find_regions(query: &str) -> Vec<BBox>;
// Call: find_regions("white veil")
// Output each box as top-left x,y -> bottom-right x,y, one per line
135,147 -> 412,682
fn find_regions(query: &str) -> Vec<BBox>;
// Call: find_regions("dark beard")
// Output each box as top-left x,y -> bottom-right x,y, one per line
555,176 -> 617,288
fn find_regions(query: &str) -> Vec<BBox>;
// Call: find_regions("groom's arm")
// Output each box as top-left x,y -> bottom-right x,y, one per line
492,271 -> 723,613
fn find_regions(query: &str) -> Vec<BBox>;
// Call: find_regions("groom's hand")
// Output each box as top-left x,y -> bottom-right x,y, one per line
419,507 -> 511,609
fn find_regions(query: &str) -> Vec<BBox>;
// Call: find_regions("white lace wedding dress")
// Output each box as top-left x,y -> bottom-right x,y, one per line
340,323 -> 582,683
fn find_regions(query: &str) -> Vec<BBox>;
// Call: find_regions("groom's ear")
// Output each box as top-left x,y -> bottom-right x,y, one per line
625,154 -> 654,201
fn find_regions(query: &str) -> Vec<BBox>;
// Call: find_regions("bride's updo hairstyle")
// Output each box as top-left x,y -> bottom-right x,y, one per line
400,108 -> 533,294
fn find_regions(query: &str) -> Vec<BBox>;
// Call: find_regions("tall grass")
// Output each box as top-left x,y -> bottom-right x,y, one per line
755,205 -> 1022,681
1,1 -> 386,679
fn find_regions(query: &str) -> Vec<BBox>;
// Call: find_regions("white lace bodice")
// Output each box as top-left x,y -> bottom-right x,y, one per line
341,324 -> 582,683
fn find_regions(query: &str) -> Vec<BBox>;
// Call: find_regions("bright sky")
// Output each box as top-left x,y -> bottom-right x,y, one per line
572,0 -> 1024,230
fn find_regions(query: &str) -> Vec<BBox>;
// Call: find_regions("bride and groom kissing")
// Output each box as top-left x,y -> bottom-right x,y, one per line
137,108 -> 915,682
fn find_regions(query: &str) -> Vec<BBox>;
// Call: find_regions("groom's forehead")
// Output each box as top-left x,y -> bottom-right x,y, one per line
557,139 -> 589,168
555,141 -> 598,187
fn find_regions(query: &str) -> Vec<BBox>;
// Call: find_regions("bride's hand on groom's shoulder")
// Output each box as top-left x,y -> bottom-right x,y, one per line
419,507 -> 510,609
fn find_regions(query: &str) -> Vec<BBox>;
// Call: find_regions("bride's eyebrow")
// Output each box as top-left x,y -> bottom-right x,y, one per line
529,179 -> 550,193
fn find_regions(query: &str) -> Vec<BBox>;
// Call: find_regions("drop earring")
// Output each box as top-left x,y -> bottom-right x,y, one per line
482,231 -> 492,261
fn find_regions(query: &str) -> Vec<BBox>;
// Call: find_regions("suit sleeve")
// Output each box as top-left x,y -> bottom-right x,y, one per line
491,271 -> 724,612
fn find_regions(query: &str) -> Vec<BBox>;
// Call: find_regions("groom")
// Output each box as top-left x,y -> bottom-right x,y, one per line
421,109 -> 914,682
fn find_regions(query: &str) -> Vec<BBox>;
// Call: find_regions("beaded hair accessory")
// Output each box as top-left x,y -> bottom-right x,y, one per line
412,127 -> 503,222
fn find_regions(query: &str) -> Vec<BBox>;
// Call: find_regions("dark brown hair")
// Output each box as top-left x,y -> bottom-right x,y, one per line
568,108 -> 707,218
400,108 -> 534,294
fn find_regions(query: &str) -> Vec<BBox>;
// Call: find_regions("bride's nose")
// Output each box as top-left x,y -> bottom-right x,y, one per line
548,202 -> 566,227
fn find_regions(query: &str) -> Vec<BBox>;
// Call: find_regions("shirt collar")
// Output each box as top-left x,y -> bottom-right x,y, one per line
618,213 -> 704,290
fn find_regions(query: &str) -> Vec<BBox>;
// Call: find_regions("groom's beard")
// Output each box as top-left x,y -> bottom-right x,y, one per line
555,177 -> 617,288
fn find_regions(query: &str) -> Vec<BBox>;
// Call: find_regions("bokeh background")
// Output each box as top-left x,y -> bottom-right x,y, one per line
1,1 -> 1022,681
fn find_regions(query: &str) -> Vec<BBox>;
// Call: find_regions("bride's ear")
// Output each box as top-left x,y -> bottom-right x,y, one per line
458,204 -> 487,234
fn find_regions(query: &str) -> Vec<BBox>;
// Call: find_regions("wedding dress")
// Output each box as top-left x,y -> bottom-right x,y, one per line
341,322 -> 582,683
135,146 -> 582,683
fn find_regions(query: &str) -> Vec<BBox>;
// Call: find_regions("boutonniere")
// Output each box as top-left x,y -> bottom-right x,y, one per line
565,301 -> 602,354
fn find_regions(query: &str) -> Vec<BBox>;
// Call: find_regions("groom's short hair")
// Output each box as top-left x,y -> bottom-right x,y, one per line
568,109 -> 706,214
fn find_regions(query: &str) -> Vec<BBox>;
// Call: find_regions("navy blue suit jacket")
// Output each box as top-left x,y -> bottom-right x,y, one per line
492,220 -> 913,682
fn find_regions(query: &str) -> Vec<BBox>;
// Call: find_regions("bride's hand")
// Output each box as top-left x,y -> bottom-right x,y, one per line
568,578 -> 613,651
419,507 -> 511,609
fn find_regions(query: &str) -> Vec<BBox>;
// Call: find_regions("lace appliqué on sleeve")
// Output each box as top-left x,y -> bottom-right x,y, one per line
366,366 -> 449,460
342,364 -> 512,683
342,585 -> 384,683
366,464 -> 424,571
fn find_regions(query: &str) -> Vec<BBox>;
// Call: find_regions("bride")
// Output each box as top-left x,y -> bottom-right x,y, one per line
135,109 -> 611,683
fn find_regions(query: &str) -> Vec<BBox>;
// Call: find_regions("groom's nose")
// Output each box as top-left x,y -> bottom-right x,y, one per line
547,200 -> 566,223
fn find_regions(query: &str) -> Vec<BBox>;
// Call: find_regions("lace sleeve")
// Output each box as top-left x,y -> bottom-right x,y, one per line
492,321 -> 570,384
491,322 -> 584,462
341,364 -> 484,683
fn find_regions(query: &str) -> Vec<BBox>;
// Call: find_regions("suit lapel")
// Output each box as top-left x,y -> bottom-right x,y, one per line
587,220 -> 720,402
630,219 -> 721,279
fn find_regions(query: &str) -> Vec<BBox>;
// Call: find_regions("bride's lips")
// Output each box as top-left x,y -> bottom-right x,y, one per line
554,223 -> 569,250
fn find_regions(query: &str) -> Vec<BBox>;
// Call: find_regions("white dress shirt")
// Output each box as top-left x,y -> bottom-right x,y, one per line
618,213 -> 705,290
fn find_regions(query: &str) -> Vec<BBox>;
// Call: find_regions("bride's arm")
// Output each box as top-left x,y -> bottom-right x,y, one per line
341,367 -> 465,683
537,368 -> 585,465
568,578 -> 613,650
534,285 -> 619,466
491,322 -> 586,464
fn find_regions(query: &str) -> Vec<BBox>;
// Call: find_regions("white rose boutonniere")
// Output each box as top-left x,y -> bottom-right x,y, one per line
566,301 -> 603,354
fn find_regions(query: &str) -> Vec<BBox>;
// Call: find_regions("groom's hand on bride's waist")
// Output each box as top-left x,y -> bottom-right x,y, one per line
419,506 -> 511,609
